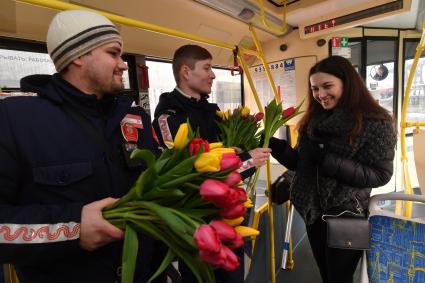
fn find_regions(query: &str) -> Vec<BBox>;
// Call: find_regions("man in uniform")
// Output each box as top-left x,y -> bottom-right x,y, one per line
153,44 -> 271,282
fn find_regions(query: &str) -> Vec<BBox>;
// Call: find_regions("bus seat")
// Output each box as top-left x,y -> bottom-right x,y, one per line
413,129 -> 425,195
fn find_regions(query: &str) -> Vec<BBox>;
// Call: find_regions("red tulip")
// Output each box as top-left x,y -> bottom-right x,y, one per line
223,171 -> 242,187
221,202 -> 246,219
220,152 -> 242,171
255,112 -> 264,121
194,224 -> 222,253
199,248 -> 226,266
210,220 -> 237,242
233,187 -> 247,202
189,138 -> 210,156
226,232 -> 244,249
220,246 -> 240,271
200,179 -> 229,206
282,107 -> 296,118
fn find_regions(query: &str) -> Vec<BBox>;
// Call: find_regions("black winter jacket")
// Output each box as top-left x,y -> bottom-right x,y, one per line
270,109 -> 396,224
0,74 -> 161,283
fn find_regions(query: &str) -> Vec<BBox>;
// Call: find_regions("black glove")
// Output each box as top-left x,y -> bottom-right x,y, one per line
303,138 -> 326,165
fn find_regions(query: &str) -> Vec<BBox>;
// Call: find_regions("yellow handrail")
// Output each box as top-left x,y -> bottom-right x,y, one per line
15,0 -> 259,58
257,0 -> 287,36
399,20 -> 425,217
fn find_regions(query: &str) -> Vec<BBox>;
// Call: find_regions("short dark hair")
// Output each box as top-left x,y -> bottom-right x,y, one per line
172,45 -> 212,84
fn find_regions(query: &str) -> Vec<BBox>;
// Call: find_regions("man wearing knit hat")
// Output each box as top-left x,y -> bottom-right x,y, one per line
0,10 -> 163,283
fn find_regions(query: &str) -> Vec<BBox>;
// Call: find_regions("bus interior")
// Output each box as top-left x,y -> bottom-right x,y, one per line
1,0 -> 425,282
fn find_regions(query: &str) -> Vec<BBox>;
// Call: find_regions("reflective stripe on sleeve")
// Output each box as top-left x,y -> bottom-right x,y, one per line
238,158 -> 254,174
158,114 -> 173,148
0,222 -> 80,244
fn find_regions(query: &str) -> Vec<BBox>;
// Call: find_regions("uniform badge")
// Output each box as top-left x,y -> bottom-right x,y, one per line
121,114 -> 143,129
121,122 -> 138,142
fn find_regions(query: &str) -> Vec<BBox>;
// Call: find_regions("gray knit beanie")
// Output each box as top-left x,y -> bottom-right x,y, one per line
47,10 -> 123,72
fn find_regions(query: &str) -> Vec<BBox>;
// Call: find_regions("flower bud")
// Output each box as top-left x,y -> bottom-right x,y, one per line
210,220 -> 237,242
282,107 -> 296,118
240,107 -> 250,118
189,138 -> 210,156
220,152 -> 241,171
226,232 -> 244,249
223,171 -> 242,187
220,246 -> 240,271
174,123 -> 188,149
234,226 -> 260,238
216,110 -> 225,120
255,112 -> 264,121
200,248 -> 226,266
223,217 -> 244,227
195,152 -> 221,173
200,179 -> 229,206
194,224 -> 221,253
221,202 -> 246,219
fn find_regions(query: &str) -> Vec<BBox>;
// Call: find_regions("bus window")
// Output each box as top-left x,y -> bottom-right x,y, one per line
366,39 -> 397,115
0,49 -> 55,90
404,40 -> 425,131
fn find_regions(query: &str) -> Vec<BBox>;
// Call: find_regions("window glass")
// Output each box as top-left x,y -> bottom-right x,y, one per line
0,49 -> 130,91
365,39 -> 397,194
366,40 -> 396,115
0,49 -> 55,89
404,40 -> 425,130
146,60 -> 242,118
366,62 -> 394,113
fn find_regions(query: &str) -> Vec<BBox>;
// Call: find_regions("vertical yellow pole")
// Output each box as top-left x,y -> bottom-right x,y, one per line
400,21 -> 425,217
249,24 -> 282,283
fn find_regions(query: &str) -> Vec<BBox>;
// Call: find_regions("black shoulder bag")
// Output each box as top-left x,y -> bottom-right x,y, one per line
322,201 -> 371,250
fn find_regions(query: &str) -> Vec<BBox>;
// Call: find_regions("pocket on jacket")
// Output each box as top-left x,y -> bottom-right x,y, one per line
33,161 -> 93,186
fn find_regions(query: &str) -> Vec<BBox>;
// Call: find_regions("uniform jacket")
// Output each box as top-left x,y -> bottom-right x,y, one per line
270,109 -> 396,225
0,74 -> 161,283
153,88 -> 255,178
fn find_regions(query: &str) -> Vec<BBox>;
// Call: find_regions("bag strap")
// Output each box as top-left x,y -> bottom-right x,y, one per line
322,197 -> 366,221
61,96 -> 122,166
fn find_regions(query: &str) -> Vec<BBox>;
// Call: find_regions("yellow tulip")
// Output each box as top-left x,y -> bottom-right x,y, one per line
209,142 -> 223,150
216,110 -> 225,120
194,152 -> 221,173
223,217 -> 244,227
210,147 -> 235,154
227,109 -> 232,117
244,199 -> 253,208
241,106 -> 250,118
235,226 -> 260,238
174,123 -> 188,149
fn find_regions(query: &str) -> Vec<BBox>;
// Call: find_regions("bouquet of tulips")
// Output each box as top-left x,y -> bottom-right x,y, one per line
261,100 -> 304,148
216,106 -> 264,151
102,123 -> 259,283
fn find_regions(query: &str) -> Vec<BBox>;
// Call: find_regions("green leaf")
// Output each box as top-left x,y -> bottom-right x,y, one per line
147,249 -> 176,283
134,166 -> 158,198
130,149 -> 156,168
156,155 -> 197,186
128,220 -> 213,283
139,201 -> 197,248
121,224 -> 139,283
142,187 -> 186,201
159,172 -> 201,188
